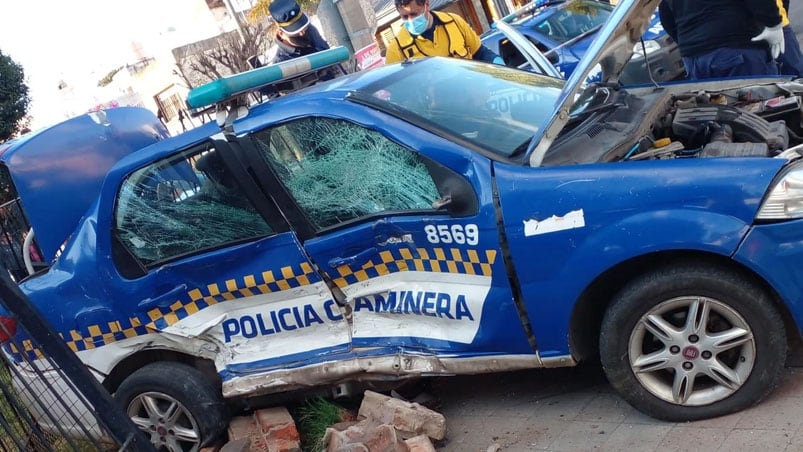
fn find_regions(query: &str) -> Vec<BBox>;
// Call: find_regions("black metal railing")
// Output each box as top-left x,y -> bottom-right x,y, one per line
0,271 -> 154,451
0,198 -> 33,282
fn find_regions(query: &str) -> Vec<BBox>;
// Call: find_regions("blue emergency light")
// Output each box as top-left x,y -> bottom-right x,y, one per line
186,46 -> 350,109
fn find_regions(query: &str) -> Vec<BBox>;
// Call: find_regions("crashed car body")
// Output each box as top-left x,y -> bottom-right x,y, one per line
5,0 -> 803,449
482,0 -> 684,84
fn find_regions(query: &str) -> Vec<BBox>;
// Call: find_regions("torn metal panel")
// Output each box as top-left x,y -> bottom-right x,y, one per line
220,353 -> 561,398
155,281 -> 351,372
342,272 -> 491,345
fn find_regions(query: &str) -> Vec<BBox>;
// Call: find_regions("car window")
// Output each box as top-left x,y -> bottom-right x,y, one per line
498,36 -> 555,69
531,1 -> 611,43
114,144 -> 273,265
252,117 -> 441,230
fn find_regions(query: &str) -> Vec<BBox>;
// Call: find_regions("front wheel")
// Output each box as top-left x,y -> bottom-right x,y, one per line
600,264 -> 786,421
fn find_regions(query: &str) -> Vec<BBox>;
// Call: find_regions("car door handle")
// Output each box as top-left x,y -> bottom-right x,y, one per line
328,247 -> 377,268
137,284 -> 188,310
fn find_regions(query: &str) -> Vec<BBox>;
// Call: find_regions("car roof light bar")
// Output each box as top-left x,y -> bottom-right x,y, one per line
186,46 -> 350,110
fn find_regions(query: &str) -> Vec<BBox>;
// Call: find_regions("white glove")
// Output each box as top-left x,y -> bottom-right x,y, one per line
751,24 -> 785,59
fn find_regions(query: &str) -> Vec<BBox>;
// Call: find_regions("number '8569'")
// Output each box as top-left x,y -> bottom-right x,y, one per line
424,224 -> 479,245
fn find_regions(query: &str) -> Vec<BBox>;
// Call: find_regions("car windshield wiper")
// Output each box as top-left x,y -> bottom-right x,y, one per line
507,100 -> 621,160
567,101 -> 621,125
508,137 -> 533,159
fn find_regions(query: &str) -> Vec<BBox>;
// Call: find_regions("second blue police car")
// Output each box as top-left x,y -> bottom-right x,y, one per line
2,0 -> 803,449
482,0 -> 685,84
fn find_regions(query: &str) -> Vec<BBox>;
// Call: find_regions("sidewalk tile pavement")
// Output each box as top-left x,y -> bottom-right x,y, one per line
434,366 -> 803,451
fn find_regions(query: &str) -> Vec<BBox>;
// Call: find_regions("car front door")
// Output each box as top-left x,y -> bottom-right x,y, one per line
245,115 -> 534,357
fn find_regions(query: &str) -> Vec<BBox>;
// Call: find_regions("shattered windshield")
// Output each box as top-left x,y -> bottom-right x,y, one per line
357,58 -> 564,159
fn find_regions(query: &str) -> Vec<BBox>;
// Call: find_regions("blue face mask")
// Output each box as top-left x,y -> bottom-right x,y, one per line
404,14 -> 429,36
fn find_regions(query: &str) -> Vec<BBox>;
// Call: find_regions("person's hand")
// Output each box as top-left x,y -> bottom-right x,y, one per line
751,24 -> 785,59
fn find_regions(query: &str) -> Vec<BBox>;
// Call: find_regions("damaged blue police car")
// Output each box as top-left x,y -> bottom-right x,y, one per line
2,0 -> 803,449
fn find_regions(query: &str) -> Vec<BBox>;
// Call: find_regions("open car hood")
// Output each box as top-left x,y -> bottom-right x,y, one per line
565,0 -> 661,87
524,0 -> 661,166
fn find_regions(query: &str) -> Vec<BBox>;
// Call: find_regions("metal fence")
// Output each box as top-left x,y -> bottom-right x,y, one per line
0,162 -> 155,451
0,272 -> 154,451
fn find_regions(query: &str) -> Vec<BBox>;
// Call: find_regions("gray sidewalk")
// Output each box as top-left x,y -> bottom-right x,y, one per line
434,364 -> 803,451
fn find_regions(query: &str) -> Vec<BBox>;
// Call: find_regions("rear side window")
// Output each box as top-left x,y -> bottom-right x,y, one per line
114,144 -> 273,266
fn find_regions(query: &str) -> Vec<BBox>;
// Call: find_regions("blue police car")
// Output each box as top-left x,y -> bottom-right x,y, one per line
482,0 -> 685,84
2,0 -> 803,449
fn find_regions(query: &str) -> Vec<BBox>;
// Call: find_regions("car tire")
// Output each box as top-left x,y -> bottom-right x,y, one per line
599,263 -> 786,422
115,362 -> 228,451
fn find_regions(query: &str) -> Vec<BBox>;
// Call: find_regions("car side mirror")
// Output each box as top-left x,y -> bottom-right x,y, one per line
432,195 -> 452,210
544,50 -> 559,65
422,156 -> 478,218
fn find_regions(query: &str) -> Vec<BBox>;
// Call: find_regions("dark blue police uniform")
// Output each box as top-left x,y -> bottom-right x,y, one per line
659,0 -> 782,79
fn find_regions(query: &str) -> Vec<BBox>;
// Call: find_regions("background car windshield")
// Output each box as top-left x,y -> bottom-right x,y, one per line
527,1 -> 612,44
362,58 -> 563,158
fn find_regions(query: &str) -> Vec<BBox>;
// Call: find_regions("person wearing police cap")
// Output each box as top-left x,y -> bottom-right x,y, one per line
247,0 -> 337,96
265,0 -> 330,64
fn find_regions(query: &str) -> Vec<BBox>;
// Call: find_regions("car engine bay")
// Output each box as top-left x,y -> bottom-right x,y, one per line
544,82 -> 803,166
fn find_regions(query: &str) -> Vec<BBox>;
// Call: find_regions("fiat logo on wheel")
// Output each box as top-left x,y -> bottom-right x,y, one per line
682,346 -> 699,360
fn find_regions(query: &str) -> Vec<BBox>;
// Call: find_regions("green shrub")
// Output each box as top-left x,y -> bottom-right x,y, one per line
295,397 -> 352,452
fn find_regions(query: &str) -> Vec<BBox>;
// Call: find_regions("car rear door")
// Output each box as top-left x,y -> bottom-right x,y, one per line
106,138 -> 351,378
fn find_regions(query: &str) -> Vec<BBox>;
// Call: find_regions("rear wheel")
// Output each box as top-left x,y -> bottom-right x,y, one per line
600,264 -> 786,421
115,362 -> 227,451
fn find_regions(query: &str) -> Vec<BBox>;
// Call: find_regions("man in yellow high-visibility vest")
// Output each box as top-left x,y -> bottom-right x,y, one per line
385,0 -> 502,64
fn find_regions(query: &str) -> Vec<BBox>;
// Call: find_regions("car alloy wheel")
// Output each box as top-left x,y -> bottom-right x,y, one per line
115,362 -> 227,452
126,391 -> 201,451
600,262 -> 786,421
628,296 -> 755,406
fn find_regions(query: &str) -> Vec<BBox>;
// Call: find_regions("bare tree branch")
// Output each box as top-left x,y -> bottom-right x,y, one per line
175,22 -> 271,87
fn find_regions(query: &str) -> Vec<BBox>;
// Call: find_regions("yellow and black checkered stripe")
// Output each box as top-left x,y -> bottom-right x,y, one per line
12,248 -> 497,361
330,247 -> 497,289
10,262 -> 317,362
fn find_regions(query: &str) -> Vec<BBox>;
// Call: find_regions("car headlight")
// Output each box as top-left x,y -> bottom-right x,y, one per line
631,40 -> 661,59
756,165 -> 803,219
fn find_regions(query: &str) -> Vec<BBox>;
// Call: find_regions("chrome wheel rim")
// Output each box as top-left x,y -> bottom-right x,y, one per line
628,296 -> 755,406
127,391 -> 201,452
